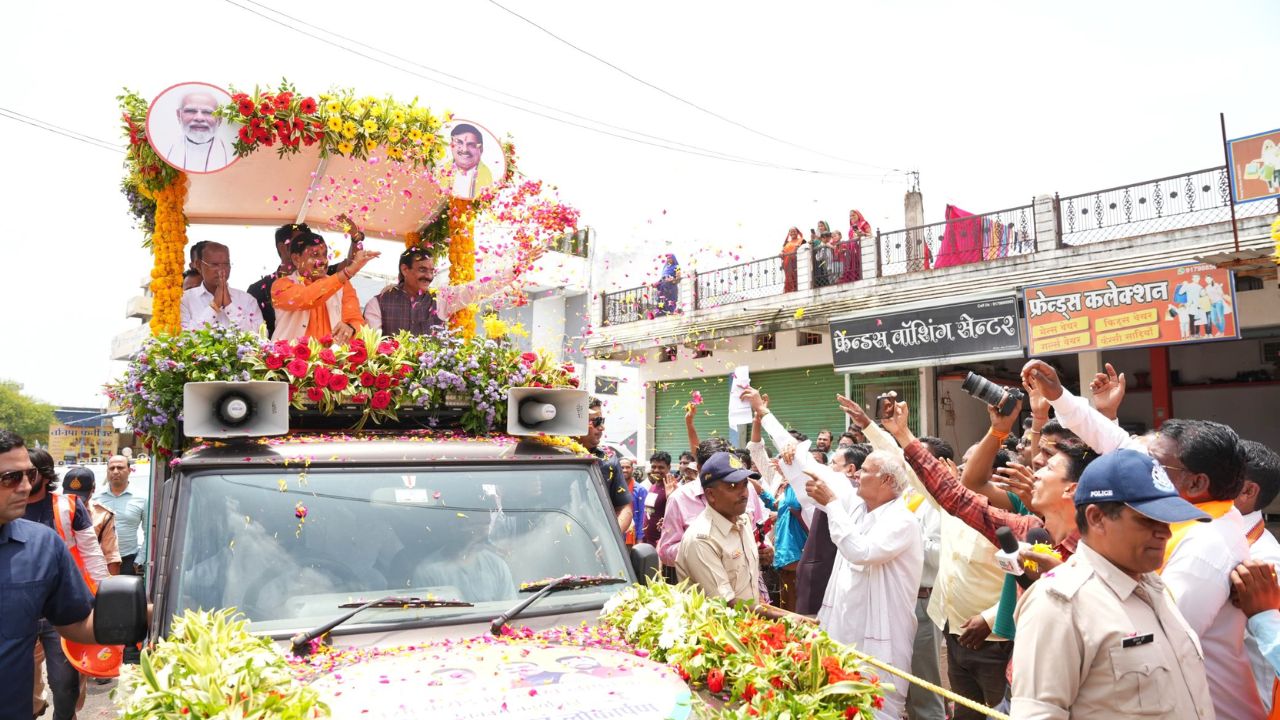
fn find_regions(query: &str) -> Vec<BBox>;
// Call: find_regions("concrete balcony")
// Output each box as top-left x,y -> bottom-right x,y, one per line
125,295 -> 152,320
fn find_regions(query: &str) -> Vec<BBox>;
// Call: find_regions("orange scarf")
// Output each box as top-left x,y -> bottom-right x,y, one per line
1160,500 -> 1234,568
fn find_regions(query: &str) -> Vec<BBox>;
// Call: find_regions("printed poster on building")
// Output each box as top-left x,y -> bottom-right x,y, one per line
1022,264 -> 1239,357
1227,126 -> 1280,204
48,423 -> 118,464
829,297 -> 1023,371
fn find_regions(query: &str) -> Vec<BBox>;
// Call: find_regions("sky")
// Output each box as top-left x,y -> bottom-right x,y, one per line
1,0 -> 1277,407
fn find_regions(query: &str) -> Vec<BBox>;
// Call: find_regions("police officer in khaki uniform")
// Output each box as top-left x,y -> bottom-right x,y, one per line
675,452 -> 761,604
1011,449 -> 1215,719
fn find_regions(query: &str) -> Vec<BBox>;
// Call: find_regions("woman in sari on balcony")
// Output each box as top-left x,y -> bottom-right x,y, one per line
655,253 -> 680,316
839,209 -> 871,284
780,227 -> 804,292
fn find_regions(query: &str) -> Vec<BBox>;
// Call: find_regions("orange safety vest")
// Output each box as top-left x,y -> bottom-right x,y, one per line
50,492 -> 97,594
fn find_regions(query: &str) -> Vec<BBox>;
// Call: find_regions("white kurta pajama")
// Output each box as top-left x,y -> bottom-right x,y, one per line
817,494 -> 924,720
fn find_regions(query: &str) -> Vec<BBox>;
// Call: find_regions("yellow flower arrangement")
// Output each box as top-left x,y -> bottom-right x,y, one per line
341,120 -> 358,139
336,140 -> 355,156
362,118 -> 378,134
386,126 -> 402,143
529,434 -> 589,455
326,115 -> 343,132
149,174 -> 188,335
1022,542 -> 1062,573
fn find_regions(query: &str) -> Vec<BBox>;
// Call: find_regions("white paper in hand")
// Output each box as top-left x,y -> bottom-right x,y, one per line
727,366 -> 752,426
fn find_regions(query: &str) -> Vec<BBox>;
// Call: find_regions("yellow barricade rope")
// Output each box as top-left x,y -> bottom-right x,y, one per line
847,650 -> 1011,720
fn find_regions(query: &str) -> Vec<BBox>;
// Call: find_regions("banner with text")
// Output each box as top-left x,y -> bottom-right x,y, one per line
830,297 -> 1022,371
48,424 -> 118,464
1022,264 -> 1239,357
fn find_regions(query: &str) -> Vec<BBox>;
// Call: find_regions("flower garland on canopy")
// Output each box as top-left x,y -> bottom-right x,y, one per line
148,176 -> 188,335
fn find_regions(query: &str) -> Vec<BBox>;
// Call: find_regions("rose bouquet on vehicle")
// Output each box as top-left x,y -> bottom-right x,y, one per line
599,581 -> 888,719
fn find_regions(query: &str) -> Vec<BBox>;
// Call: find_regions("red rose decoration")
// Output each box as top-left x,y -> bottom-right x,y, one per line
706,668 -> 724,694
376,340 -> 397,356
319,348 -> 337,365
397,364 -> 413,377
328,374 -> 349,392
319,334 -> 334,345
371,390 -> 392,410
313,366 -> 333,387
299,97 -> 317,114
286,359 -> 308,378
306,387 -> 325,403
348,348 -> 368,365
374,374 -> 392,390
741,684 -> 757,701
293,344 -> 311,361
264,354 -> 284,370
288,386 -> 297,401
520,352 -> 538,366
562,362 -> 575,373
360,372 -> 376,388
351,393 -> 369,405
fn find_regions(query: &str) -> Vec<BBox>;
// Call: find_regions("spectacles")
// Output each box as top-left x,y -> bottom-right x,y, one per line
1161,464 -> 1189,474
589,417 -> 605,428
0,467 -> 39,489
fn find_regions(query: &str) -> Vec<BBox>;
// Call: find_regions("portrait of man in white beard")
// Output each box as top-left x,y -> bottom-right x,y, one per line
157,85 -> 234,173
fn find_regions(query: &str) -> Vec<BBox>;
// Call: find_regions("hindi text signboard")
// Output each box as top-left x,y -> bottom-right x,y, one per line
830,297 -> 1022,371
1022,264 -> 1239,356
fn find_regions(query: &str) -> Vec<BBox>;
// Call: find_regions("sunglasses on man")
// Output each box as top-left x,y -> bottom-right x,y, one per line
0,467 -> 39,489
589,417 -> 605,428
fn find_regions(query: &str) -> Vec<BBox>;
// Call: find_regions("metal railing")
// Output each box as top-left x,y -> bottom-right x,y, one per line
695,255 -> 787,309
1058,166 -> 1276,246
812,238 -> 865,288
877,204 -> 1035,277
601,282 -> 678,326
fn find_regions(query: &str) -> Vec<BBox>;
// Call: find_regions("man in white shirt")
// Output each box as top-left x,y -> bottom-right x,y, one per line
180,242 -> 264,333
804,451 -> 923,720
164,91 -> 231,173
1236,439 -> 1280,711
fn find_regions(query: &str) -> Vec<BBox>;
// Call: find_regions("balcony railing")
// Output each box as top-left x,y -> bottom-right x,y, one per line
602,282 -> 677,326
696,255 -> 787,309
812,238 -> 864,289
877,204 -> 1035,276
1058,166 -> 1276,246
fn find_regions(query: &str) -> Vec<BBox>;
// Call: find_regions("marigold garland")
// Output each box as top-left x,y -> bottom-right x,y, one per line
149,175 -> 188,335
447,197 -> 478,336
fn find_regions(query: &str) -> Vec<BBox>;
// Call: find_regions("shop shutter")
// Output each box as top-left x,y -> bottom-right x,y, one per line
749,367 -> 847,452
653,375 -> 733,459
847,371 -> 922,437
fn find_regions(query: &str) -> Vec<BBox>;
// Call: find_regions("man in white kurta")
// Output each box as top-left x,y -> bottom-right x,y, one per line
805,451 -> 923,720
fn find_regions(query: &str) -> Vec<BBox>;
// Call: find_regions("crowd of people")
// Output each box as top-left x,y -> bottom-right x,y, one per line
781,210 -> 872,291
179,218 -> 543,340
0,445 -> 146,720
604,359 -> 1280,720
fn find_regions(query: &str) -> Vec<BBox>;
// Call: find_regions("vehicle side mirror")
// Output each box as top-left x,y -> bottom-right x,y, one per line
629,543 -> 660,585
94,575 -> 147,645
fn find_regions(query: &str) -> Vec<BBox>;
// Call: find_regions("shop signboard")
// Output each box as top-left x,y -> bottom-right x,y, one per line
48,423 -> 118,464
1022,263 -> 1239,357
830,297 -> 1022,371
1227,126 -> 1280,204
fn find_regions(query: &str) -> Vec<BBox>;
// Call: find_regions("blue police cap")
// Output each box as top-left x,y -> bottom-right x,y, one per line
1074,449 -> 1210,524
700,451 -> 760,488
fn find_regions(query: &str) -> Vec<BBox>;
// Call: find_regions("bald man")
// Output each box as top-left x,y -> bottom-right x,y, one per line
164,91 -> 231,172
180,241 -> 263,333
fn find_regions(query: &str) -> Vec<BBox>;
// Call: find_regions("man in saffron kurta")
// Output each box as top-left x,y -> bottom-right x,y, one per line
271,231 -> 379,342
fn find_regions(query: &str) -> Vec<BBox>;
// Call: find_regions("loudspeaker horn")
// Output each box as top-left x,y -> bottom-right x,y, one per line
182,381 -> 290,439
507,387 -> 589,437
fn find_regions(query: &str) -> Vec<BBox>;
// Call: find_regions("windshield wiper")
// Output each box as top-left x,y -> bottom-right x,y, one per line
491,575 -> 627,636
291,595 -> 474,656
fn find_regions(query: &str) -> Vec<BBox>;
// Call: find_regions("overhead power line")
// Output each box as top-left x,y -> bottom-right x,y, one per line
222,0 -> 898,180
0,108 -> 124,154
483,0 -> 904,174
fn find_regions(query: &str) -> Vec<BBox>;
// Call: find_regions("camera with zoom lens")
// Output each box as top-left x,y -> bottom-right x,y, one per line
961,372 -> 1024,416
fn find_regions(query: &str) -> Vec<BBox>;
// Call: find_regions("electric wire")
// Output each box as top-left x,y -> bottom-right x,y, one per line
0,107 -> 124,154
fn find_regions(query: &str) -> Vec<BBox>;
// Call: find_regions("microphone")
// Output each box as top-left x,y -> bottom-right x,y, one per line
1025,527 -> 1053,547
994,526 -> 1033,590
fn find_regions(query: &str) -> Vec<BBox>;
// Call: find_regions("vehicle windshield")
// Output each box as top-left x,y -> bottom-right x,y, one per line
173,464 -> 630,634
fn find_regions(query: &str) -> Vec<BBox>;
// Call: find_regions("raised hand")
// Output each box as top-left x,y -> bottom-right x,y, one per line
1021,360 -> 1064,402
1089,363 -> 1127,421
347,249 -> 381,275
836,394 -> 872,429
993,463 -> 1036,508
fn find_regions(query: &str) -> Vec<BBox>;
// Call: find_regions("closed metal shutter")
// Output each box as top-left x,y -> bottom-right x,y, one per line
652,366 -> 850,458
846,371 -> 922,437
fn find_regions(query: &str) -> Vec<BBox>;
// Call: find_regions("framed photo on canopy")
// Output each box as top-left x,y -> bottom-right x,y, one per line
147,82 -> 242,175
438,119 -> 505,199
